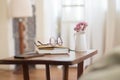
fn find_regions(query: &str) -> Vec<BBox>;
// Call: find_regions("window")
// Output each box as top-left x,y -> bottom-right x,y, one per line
61,0 -> 86,22
60,0 -> 86,48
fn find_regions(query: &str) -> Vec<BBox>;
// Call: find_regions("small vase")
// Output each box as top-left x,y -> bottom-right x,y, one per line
75,31 -> 87,52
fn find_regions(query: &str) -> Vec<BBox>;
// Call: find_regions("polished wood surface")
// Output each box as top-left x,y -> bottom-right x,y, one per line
0,50 -> 97,80
0,50 -> 97,64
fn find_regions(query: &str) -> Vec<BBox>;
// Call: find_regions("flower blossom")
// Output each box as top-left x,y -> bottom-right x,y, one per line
74,21 -> 88,32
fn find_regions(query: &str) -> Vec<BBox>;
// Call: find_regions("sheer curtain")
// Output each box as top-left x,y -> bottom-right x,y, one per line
60,0 -> 86,50
35,0 -> 61,43
60,0 -> 120,60
85,0 -> 107,60
105,0 -> 120,54
85,0 -> 120,57
60,0 -> 107,60
36,0 -> 120,60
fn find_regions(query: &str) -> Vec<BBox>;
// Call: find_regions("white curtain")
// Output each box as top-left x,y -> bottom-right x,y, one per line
84,0 -> 120,57
105,0 -> 120,53
61,0 -> 120,60
85,0 -> 107,59
43,0 -> 61,42
60,0 -> 107,60
35,0 -> 61,43
36,0 -> 120,59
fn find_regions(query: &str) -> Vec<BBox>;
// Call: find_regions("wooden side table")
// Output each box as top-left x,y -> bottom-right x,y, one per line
0,50 -> 97,80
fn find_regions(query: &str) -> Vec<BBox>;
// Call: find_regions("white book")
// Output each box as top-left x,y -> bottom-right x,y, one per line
36,47 -> 69,54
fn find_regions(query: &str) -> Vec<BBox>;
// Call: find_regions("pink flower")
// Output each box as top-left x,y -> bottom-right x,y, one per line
74,21 -> 88,32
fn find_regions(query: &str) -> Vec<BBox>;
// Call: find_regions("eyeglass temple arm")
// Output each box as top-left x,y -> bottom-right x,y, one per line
38,41 -> 44,45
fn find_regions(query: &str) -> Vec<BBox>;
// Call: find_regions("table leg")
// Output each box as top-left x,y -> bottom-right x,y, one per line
63,65 -> 69,80
22,64 -> 29,80
46,64 -> 50,80
77,61 -> 84,79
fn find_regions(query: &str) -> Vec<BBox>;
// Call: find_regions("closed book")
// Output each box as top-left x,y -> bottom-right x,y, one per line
14,52 -> 45,59
36,47 -> 69,54
37,45 -> 66,49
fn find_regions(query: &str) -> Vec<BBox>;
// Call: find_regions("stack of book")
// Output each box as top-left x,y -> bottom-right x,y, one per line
36,45 -> 69,55
14,45 -> 69,59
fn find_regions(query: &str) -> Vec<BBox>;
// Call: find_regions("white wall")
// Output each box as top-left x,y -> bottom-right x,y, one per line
0,0 -> 14,70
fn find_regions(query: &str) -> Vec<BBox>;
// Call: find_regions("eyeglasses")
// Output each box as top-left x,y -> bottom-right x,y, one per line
35,36 -> 63,47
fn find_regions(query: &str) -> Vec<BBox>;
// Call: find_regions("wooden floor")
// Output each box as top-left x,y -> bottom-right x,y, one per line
0,66 -> 77,80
